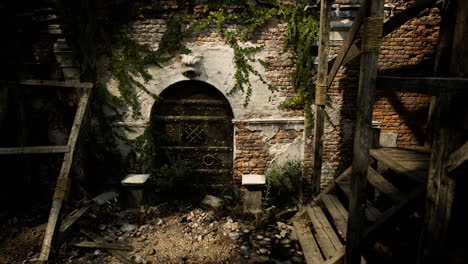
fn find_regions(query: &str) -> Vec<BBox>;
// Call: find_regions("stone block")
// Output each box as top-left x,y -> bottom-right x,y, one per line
242,174 -> 266,186
379,133 -> 398,147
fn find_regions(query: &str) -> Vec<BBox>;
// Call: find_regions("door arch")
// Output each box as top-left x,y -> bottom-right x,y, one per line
150,80 -> 234,188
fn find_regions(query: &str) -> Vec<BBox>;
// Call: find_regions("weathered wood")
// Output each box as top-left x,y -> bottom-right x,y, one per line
0,145 -> 69,155
14,79 -> 93,89
367,166 -> 404,202
39,87 -> 92,262
311,0 -> 331,195
446,141 -> 468,173
306,205 -> 342,259
72,241 -> 132,251
292,219 -> 324,264
60,205 -> 91,233
326,0 -> 367,88
364,186 -> 425,238
335,179 -> 382,222
321,194 -> 348,240
81,230 -> 136,264
346,1 -> 384,263
324,246 -> 345,264
376,76 -> 468,95
314,166 -> 352,203
370,148 -> 427,182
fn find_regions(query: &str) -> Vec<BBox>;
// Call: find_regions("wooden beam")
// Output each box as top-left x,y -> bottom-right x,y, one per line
446,141 -> 468,173
81,230 -> 136,264
328,0 -> 438,71
367,166 -> 404,202
326,0 -> 367,88
314,166 -> 352,203
14,79 -> 93,89
311,0 -> 331,195
0,145 -> 69,155
376,76 -> 468,95
72,241 -> 132,251
39,86 -> 92,262
346,1 -> 384,263
292,219 -> 324,264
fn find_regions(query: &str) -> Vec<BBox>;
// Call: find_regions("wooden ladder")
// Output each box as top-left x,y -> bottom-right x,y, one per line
292,164 -> 425,264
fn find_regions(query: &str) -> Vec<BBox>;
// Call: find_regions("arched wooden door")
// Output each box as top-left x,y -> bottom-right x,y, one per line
151,80 -> 234,189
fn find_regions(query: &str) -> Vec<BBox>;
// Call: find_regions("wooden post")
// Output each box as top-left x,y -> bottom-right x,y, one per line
418,0 -> 468,262
39,86 -> 92,262
311,0 -> 331,195
345,1 -> 384,264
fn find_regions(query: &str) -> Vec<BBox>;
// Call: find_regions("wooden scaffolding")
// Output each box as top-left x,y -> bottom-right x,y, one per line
298,0 -> 468,263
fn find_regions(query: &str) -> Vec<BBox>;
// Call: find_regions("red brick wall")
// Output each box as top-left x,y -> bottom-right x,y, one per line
320,2 -> 440,185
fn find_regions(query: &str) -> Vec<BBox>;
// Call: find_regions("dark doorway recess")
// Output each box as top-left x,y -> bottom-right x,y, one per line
151,80 -> 234,190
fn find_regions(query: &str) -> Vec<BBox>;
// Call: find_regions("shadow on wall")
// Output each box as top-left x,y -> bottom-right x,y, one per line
328,54 -> 436,180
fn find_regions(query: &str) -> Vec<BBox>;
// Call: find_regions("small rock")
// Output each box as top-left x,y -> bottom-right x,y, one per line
98,224 -> 106,231
146,248 -> 156,256
280,239 -> 291,245
228,232 -> 240,240
94,249 -> 101,255
201,195 -> 223,209
263,237 -> 271,242
256,235 -> 264,240
121,223 -> 137,232
290,230 -> 298,241
243,229 -> 251,234
156,218 -> 164,226
291,256 -> 303,263
258,248 -> 268,255
296,251 -> 303,256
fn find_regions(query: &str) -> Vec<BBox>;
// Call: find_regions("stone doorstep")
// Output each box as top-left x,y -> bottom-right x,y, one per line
242,174 -> 266,186
121,174 -> 150,187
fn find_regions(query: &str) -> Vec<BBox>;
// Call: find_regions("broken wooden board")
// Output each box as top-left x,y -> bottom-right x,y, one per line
72,241 -> 132,251
321,194 -> 348,240
367,166 -> 404,202
81,230 -> 136,264
292,219 -> 323,264
306,205 -> 342,259
60,192 -> 119,232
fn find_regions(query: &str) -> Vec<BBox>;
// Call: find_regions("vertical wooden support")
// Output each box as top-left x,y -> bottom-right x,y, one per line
345,1 -> 384,264
39,86 -> 92,262
311,0 -> 331,195
418,0 -> 468,262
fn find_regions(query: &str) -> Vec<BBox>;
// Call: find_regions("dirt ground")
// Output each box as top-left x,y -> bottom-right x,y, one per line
0,200 -> 304,264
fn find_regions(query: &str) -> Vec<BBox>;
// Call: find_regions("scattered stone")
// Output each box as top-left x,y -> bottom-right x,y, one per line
121,223 -> 137,232
258,248 -> 268,255
243,229 -> 251,234
146,248 -> 156,256
228,232 -> 240,240
201,195 -> 223,209
256,235 -> 264,240
263,237 -> 271,242
291,256 -> 303,263
131,255 -> 145,263
94,249 -> 101,255
280,239 -> 291,245
156,218 -> 164,226
98,224 -> 106,231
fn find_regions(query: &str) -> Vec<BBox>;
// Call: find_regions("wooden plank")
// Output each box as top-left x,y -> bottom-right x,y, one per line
321,194 -> 348,240
72,241 -> 132,251
323,246 -> 345,264
81,230 -> 136,264
446,141 -> 468,173
326,0 -> 367,88
314,166 -> 352,203
0,145 -> 69,155
346,1 -> 384,263
60,205 -> 91,233
376,76 -> 468,95
370,148 -> 426,182
15,79 -> 93,89
367,166 -> 404,202
307,204 -> 342,259
364,186 -> 425,238
335,179 -> 382,222
292,219 -> 324,264
311,0 -> 331,195
39,87 -> 92,262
